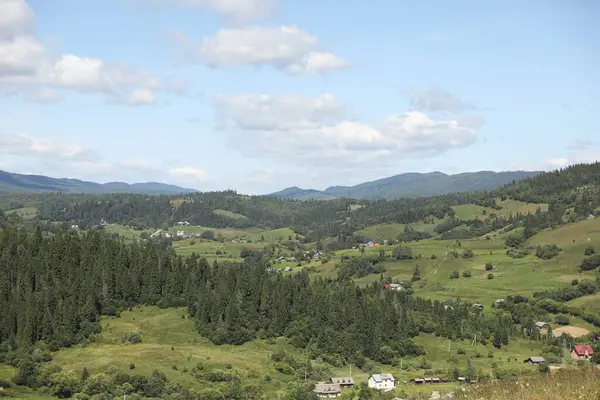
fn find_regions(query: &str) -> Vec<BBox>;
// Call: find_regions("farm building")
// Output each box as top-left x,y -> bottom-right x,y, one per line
330,377 -> 354,389
313,382 -> 341,398
383,283 -> 404,291
523,356 -> 546,365
368,373 -> 395,391
535,322 -> 549,330
570,344 -> 594,361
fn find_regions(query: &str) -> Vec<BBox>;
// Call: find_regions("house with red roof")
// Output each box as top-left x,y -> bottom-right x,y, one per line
570,344 -> 594,361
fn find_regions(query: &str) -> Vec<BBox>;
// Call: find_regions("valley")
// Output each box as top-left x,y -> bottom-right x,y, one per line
0,163 -> 599,399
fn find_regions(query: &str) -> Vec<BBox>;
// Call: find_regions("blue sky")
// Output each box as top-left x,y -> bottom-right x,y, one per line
0,0 -> 598,194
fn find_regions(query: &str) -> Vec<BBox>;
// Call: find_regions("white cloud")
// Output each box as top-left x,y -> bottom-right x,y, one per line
0,133 -> 208,187
169,166 -> 208,182
0,0 -> 34,40
216,93 -> 479,169
409,85 -> 476,114
0,0 -> 162,104
0,134 -> 100,161
124,89 -> 156,105
545,154 -> 600,168
168,77 -> 188,96
182,26 -> 350,75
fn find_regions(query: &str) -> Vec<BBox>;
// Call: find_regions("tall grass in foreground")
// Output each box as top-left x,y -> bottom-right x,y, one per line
454,366 -> 600,400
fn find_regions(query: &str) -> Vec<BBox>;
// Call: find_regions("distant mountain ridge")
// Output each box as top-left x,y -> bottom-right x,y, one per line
0,170 -> 197,195
268,170 -> 543,200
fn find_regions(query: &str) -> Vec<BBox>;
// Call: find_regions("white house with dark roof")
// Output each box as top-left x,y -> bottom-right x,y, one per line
368,373 -> 395,391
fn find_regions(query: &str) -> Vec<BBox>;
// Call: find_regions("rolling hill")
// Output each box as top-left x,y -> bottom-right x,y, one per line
268,170 -> 542,200
0,170 -> 197,195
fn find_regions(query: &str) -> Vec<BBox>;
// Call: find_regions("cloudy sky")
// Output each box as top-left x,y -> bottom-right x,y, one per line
0,0 -> 598,194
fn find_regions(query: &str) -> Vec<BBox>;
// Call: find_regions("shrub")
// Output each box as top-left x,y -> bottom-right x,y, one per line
462,271 -> 472,278
189,240 -> 196,245
487,273 -> 495,280
580,255 -> 600,271
536,244 -> 561,260
129,363 -> 135,370
507,248 -> 529,258
572,279 -> 579,286
120,332 -> 142,344
450,270 -> 460,279
485,263 -> 494,271
555,315 -> 570,325
462,249 -> 474,259
584,245 -> 595,256
431,254 -> 437,259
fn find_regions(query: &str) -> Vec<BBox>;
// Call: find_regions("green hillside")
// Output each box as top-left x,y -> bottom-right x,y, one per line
269,170 -> 542,200
0,170 -> 197,194
1,163 -> 600,399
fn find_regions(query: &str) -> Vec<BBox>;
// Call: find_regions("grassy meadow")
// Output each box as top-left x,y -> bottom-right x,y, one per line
0,306 -> 557,399
5,206 -> 38,219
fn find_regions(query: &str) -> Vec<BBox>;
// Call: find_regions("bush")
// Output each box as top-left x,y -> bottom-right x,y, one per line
507,248 -> 529,258
450,270 -> 460,279
462,250 -> 474,259
487,273 -> 495,280
200,230 -> 215,240
584,245 -> 595,256
485,263 -> 494,271
129,363 -> 135,370
431,254 -> 437,259
580,255 -> 600,271
462,271 -> 472,278
555,315 -> 570,325
120,332 -> 142,344
536,244 -> 561,260
572,279 -> 579,286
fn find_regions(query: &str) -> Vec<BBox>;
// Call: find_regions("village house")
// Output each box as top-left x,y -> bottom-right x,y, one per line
472,303 -> 484,310
70,224 -> 79,230
368,373 -> 395,391
313,382 -> 341,398
570,344 -> 594,361
494,299 -> 505,307
330,377 -> 354,389
588,214 -> 596,220
535,322 -> 549,330
177,221 -> 190,226
523,356 -> 546,365
384,283 -> 404,291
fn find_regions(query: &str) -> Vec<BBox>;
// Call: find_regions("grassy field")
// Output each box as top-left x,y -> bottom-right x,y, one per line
356,219 -> 442,242
330,219 -> 600,307
212,209 -> 248,220
455,366 -> 600,400
103,224 -> 155,240
452,200 -> 548,221
5,206 -> 38,219
8,306 -> 553,399
173,239 -> 264,260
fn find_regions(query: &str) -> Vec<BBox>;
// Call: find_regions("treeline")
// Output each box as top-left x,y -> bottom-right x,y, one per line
3,162 -> 600,244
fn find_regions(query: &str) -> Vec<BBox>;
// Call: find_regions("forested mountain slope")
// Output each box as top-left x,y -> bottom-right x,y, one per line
269,170 -> 542,200
2,163 -> 599,242
0,170 -> 197,194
